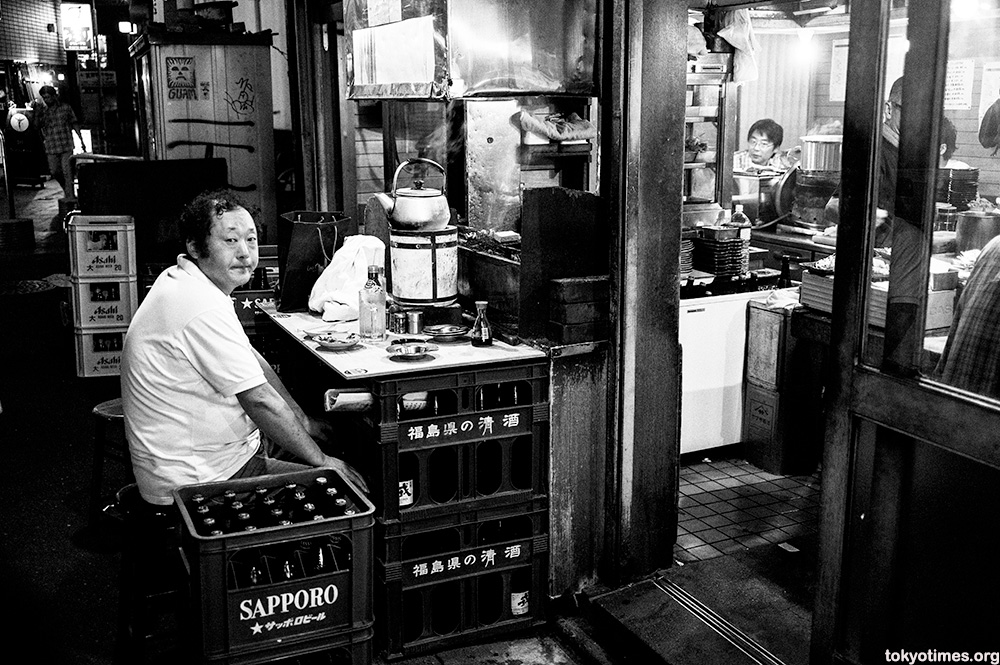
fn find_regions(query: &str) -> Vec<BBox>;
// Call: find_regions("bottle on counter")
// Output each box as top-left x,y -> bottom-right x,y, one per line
359,265 -> 387,341
778,255 -> 794,288
471,300 -> 493,347
730,203 -> 751,227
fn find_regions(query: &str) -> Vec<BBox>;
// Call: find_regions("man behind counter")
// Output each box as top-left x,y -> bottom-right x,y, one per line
734,118 -> 799,173
121,189 -> 366,507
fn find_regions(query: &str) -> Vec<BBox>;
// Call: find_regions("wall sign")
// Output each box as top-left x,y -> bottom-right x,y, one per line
62,3 -> 94,52
944,59 -> 974,110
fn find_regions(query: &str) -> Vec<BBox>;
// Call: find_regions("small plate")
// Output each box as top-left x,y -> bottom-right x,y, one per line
313,333 -> 361,351
301,322 -> 352,338
387,341 -> 439,361
424,324 -> 471,342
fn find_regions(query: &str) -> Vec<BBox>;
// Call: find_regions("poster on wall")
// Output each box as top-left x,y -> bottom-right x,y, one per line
978,63 -> 1000,124
829,39 -> 849,102
944,59 -> 974,110
62,3 -> 94,52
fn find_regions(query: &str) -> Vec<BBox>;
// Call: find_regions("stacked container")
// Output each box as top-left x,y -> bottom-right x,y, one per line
173,468 -> 376,665
356,361 -> 550,659
67,215 -> 138,378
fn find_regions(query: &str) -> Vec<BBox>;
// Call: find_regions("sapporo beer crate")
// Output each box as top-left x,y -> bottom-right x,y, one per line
356,361 -> 549,522
172,468 -> 376,665
375,498 -> 549,659
71,275 -> 139,328
67,214 -> 136,277
74,326 -> 127,377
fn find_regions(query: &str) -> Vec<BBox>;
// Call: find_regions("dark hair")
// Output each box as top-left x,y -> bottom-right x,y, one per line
940,116 -> 958,162
179,189 -> 250,257
748,118 -> 783,148
39,85 -> 57,97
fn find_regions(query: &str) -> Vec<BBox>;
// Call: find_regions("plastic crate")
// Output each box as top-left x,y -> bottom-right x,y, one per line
172,468 -> 375,664
70,275 -> 139,328
212,627 -> 373,665
359,362 -> 549,523
374,502 -> 549,660
67,214 -> 136,277
74,326 -> 127,377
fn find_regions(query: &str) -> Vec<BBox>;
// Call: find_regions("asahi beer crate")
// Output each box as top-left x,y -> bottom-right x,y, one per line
74,326 -> 127,377
356,362 -> 550,523
374,499 -> 549,660
67,215 -> 136,277
71,276 -> 139,329
172,468 -> 375,664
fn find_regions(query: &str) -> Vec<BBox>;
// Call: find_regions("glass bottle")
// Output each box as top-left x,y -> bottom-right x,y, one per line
778,255 -> 794,288
510,568 -> 531,617
359,265 -> 387,341
471,300 -> 493,347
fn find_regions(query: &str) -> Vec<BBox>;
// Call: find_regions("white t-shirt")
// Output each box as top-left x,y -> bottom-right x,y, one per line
121,255 -> 266,505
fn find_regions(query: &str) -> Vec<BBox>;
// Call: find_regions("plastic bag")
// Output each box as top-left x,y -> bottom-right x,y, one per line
308,235 -> 386,321
717,9 -> 759,84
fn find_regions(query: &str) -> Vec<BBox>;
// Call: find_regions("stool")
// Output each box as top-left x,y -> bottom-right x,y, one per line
90,397 -> 133,528
115,483 -> 190,664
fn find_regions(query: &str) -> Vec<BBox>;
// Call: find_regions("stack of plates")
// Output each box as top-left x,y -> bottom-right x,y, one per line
680,239 -> 694,278
693,237 -> 749,277
947,168 -> 979,211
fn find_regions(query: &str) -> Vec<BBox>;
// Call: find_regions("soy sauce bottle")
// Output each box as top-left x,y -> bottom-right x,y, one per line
471,300 -> 493,347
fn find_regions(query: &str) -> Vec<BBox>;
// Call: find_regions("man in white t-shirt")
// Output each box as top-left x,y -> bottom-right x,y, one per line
121,189 -> 365,506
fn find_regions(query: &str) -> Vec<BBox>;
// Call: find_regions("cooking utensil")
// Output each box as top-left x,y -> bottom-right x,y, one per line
372,158 -> 451,231
799,135 -> 843,172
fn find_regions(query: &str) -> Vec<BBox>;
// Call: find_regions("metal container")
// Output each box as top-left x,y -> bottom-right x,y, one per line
406,310 -> 424,334
956,211 -> 1000,252
799,135 -> 843,172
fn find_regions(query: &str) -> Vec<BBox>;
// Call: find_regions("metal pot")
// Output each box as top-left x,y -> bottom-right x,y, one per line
956,211 -> 1000,252
372,157 -> 451,231
800,135 -> 843,172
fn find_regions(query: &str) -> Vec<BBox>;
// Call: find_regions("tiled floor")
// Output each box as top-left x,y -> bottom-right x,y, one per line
674,456 -> 821,563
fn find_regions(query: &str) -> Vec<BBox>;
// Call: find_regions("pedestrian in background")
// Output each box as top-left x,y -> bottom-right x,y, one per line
30,85 -> 87,196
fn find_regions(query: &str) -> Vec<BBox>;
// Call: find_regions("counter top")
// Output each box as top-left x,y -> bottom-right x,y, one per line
751,228 -> 836,254
259,305 -> 546,381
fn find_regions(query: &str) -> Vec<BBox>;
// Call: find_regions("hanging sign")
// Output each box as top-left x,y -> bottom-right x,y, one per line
62,3 -> 95,52
944,59 -> 975,110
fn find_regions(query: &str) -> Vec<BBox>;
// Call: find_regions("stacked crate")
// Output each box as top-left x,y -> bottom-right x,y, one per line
357,361 -> 550,659
173,468 -> 376,665
547,276 -> 610,344
67,215 -> 138,378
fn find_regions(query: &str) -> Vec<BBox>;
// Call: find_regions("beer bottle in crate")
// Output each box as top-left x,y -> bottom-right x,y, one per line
399,452 -> 419,507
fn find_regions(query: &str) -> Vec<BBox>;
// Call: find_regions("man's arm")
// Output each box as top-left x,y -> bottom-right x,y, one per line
250,346 -> 327,438
236,381 -> 368,491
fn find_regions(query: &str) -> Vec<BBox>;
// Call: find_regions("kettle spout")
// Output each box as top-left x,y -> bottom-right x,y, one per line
372,192 -> 395,216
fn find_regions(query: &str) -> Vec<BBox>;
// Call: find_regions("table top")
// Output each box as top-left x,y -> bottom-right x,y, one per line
258,305 -> 546,381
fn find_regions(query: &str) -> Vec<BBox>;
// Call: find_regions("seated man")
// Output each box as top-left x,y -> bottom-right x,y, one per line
734,118 -> 799,173
121,189 -> 366,507
940,116 -> 971,170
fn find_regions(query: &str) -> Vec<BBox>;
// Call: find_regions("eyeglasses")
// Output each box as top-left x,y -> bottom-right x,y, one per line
748,137 -> 775,149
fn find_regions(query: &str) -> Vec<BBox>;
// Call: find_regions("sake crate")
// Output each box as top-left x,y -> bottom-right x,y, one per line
375,501 -> 549,660
354,363 -> 549,523
71,276 -> 139,328
172,468 -> 375,664
74,326 -> 127,377
67,214 -> 136,277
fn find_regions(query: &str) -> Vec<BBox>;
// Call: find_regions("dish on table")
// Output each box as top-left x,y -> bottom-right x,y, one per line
387,341 -> 439,361
301,322 -> 352,338
312,333 -> 361,351
422,324 -> 470,341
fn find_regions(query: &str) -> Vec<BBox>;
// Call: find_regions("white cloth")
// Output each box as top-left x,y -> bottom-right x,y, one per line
121,255 -> 266,505
308,235 -> 386,321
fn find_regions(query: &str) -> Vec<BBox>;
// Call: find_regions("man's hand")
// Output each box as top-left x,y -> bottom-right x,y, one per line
320,455 -> 370,494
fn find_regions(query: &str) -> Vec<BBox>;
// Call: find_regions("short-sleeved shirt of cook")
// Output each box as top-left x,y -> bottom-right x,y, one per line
121,255 -> 266,505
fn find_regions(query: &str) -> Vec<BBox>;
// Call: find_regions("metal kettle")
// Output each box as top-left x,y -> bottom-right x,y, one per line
373,157 -> 451,231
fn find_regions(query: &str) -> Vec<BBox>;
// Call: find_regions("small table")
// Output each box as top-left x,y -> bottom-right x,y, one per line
258,304 -> 546,381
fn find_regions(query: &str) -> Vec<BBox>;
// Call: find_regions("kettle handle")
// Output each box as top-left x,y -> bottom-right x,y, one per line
390,157 -> 447,199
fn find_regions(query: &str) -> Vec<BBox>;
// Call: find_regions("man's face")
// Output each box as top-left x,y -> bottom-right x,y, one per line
40,92 -> 56,107
885,97 -> 902,133
747,131 -> 777,165
188,207 -> 258,295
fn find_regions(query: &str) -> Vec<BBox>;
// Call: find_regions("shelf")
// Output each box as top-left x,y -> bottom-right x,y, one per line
686,72 -> 730,85
684,162 -> 711,169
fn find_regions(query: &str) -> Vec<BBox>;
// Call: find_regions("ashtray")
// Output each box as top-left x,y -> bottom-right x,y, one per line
387,341 -> 439,361
423,324 -> 470,342
312,333 -> 360,351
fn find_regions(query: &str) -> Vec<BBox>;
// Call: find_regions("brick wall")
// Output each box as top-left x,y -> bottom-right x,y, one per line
0,0 -> 65,63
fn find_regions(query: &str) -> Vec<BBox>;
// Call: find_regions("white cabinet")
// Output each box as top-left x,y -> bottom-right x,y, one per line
679,291 -> 767,454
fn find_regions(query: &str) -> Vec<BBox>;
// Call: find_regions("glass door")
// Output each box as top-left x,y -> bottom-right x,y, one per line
816,0 -> 1000,661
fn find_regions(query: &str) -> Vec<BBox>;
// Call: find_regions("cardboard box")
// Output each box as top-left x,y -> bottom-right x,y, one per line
742,383 -> 822,476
